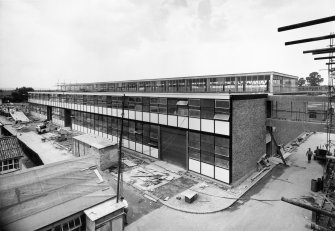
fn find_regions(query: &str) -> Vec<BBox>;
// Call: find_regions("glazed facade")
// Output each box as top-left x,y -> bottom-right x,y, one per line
28,72 -> 297,184
57,72 -> 297,94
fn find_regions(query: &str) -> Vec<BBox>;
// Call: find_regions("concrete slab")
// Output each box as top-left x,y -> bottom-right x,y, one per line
9,111 -> 29,123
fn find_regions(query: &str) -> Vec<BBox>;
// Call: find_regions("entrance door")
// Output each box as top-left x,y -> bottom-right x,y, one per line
64,109 -> 72,128
160,126 -> 187,168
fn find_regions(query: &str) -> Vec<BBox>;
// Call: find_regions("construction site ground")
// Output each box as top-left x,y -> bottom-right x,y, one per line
125,132 -> 330,231
0,114 -> 80,165
2,110 -> 332,229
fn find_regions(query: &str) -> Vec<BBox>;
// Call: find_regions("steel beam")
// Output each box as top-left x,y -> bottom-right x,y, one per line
313,51 -> 335,55
326,62 -> 335,65
285,34 -> 335,46
315,56 -> 335,60
278,15 -> 335,32
304,47 -> 335,54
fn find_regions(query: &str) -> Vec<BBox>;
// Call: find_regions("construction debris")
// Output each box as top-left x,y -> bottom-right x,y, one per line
122,164 -> 181,191
123,159 -> 137,167
144,194 -> 158,202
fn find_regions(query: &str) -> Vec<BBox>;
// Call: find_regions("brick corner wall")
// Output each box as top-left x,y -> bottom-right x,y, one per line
232,98 -> 266,183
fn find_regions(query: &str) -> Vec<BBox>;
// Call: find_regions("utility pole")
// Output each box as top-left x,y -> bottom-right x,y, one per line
116,94 -> 125,203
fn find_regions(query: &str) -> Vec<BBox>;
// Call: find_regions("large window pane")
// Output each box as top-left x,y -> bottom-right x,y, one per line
215,136 -> 229,148
150,125 -> 158,147
215,155 -> 229,169
168,99 -> 178,115
201,99 -> 215,119
143,123 -> 150,145
201,151 -> 214,164
129,121 -> 135,141
189,148 -> 200,160
143,97 -> 150,112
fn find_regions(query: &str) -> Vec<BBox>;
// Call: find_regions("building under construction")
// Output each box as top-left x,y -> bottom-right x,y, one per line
28,71 -> 298,185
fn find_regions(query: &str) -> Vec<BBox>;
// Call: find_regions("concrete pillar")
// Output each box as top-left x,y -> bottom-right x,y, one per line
235,77 -> 238,92
269,73 -> 274,93
206,78 -> 210,92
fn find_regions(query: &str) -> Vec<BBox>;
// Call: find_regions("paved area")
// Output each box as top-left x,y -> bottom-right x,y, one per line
159,163 -> 277,214
126,132 -> 329,230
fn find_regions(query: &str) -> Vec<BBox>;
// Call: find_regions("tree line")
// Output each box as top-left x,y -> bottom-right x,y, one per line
1,87 -> 34,103
298,72 -> 324,87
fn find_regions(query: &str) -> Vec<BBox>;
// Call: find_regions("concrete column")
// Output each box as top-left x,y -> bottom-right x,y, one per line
158,125 -> 161,160
269,73 -> 274,93
235,77 -> 238,92
206,78 -> 210,92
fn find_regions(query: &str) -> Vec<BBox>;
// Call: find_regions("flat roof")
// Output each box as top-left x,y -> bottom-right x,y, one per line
56,71 -> 298,86
28,91 -> 272,100
73,134 -> 117,149
84,198 -> 124,221
0,156 -> 116,231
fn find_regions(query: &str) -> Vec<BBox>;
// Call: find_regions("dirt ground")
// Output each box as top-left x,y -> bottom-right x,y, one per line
153,177 -> 198,200
106,174 -> 163,224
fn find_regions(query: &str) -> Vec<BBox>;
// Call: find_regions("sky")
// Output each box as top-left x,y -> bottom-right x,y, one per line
0,0 -> 334,89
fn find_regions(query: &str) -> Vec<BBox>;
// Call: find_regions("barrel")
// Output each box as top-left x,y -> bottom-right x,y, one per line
311,179 -> 318,192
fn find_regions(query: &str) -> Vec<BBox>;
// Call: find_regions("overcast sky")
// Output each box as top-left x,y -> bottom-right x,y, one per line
0,0 -> 334,89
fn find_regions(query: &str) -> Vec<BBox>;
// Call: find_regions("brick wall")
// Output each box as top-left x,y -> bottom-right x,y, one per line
232,98 -> 266,183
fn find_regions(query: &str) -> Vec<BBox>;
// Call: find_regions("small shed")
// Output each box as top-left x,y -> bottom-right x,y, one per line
84,199 -> 125,231
72,134 -> 118,170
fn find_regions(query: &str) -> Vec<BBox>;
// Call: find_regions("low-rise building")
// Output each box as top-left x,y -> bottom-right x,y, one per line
0,156 -> 125,231
0,136 -> 24,174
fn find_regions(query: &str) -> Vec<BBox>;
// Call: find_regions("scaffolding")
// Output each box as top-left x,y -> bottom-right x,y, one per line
279,15 -> 335,230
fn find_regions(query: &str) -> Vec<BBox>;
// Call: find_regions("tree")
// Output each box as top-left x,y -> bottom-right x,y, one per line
11,87 -> 34,102
306,72 -> 324,86
297,78 -> 306,87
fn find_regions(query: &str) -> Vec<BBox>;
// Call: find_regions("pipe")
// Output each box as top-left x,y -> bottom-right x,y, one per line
281,197 -> 335,219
